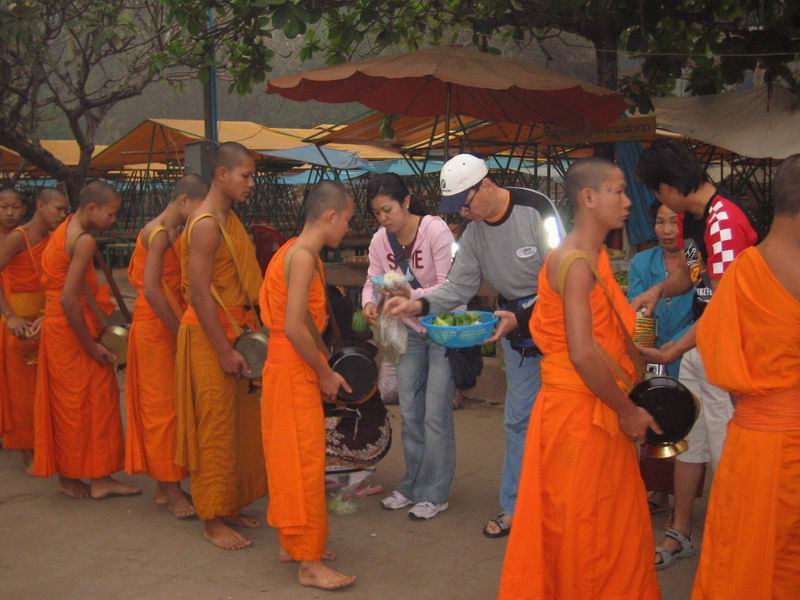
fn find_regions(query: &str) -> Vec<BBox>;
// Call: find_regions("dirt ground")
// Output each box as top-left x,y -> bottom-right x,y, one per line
0,270 -> 705,599
0,395 -> 704,600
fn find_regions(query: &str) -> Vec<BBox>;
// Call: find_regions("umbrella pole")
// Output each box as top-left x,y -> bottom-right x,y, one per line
444,83 -> 451,163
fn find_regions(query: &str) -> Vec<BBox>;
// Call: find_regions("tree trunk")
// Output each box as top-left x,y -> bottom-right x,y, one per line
64,174 -> 84,210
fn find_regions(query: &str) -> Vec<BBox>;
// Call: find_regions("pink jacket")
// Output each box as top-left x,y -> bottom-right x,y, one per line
361,215 -> 456,330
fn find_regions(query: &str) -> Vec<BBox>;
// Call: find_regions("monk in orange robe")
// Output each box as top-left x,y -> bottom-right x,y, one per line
33,180 -> 140,499
0,189 -> 68,471
261,181 -> 356,590
125,174 -> 207,518
498,158 -> 662,600
0,188 -> 26,242
174,143 -> 266,550
692,154 -> 800,600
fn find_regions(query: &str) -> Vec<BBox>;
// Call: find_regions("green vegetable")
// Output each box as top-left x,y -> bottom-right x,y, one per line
432,312 -> 482,327
351,310 -> 369,334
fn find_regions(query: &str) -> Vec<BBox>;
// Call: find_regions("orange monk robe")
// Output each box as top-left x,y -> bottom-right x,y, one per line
692,247 -> 800,600
174,212 -> 266,520
0,228 -> 47,450
32,216 -> 124,478
124,229 -> 185,481
499,249 -> 660,600
260,238 -> 329,561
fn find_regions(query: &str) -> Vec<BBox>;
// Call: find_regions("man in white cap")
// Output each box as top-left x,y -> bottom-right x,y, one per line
384,153 -> 563,536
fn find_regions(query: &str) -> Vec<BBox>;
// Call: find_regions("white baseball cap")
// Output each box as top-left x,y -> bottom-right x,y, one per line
438,154 -> 489,213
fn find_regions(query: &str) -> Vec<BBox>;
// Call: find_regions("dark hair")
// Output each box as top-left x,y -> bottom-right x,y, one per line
636,139 -> 706,196
773,154 -> 800,216
303,181 -> 351,222
649,199 -> 663,223
564,157 -> 618,205
366,173 -> 428,216
79,180 -> 118,208
173,173 -> 209,201
213,141 -> 253,171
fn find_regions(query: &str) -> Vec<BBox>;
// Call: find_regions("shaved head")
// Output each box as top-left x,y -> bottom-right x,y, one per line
213,142 -> 253,172
564,158 -> 619,207
79,180 -> 119,208
773,154 -> 800,216
303,181 -> 351,223
173,173 -> 208,201
0,188 -> 23,203
36,188 -> 66,204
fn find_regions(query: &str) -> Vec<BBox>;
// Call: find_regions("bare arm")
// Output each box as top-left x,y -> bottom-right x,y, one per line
639,275 -> 718,364
61,235 -> 115,363
284,249 -> 349,402
562,260 -> 661,443
188,218 -> 248,376
143,230 -> 181,334
0,232 -> 30,335
631,262 -> 693,315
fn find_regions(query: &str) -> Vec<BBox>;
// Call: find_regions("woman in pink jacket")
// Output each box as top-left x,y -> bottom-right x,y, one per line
362,173 -> 457,521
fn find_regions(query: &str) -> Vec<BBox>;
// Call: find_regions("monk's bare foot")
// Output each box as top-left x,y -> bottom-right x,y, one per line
203,518 -> 252,550
21,450 -> 34,476
223,513 -> 261,529
58,476 -> 91,499
298,561 -> 356,590
155,482 -> 195,518
279,547 -> 336,563
90,476 -> 142,499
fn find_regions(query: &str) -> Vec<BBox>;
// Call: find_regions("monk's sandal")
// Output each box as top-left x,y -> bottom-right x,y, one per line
654,527 -> 695,570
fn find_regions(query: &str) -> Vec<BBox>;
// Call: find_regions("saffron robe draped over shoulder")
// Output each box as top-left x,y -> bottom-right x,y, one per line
498,249 -> 660,600
174,211 -> 266,520
0,228 -> 47,449
124,227 -> 185,481
32,216 -> 124,478
260,238 -> 329,561
692,247 -> 800,600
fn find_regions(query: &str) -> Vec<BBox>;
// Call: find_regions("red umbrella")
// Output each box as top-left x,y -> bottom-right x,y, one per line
267,46 -> 627,132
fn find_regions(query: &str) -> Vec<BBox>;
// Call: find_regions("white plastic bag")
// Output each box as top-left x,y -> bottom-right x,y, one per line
378,361 -> 399,404
371,312 -> 407,365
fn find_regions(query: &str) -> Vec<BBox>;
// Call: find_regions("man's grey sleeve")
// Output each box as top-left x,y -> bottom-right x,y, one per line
425,226 -> 482,313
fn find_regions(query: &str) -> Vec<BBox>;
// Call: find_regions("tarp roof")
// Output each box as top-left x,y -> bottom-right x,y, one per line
652,84 -> 800,160
258,145 -> 375,171
90,119 -> 401,171
1,141 -> 108,173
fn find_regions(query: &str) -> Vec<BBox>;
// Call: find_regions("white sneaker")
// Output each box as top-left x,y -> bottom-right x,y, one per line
381,490 -> 413,510
408,501 -> 449,520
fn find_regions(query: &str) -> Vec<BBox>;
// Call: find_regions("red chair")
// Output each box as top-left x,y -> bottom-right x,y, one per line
251,224 -> 287,275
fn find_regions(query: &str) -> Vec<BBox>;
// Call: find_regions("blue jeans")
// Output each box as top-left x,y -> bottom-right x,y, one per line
499,337 -> 542,516
395,329 -> 456,504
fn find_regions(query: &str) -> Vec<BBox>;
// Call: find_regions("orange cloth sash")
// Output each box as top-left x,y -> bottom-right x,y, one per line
32,216 -> 123,478
692,247 -> 800,599
0,228 -> 47,449
124,230 -> 185,481
260,238 -> 329,561
173,211 -> 265,519
498,249 -> 660,600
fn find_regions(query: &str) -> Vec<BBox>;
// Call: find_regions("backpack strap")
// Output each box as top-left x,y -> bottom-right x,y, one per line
186,213 -> 253,336
15,226 -> 42,278
556,249 -> 644,392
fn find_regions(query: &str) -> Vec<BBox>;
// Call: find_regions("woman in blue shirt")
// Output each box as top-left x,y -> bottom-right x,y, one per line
627,201 -> 695,378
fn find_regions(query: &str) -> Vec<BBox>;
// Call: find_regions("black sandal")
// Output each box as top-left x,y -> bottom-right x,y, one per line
483,513 -> 511,539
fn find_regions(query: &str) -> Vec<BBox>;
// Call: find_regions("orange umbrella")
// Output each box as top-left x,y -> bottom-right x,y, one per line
267,46 -> 626,131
